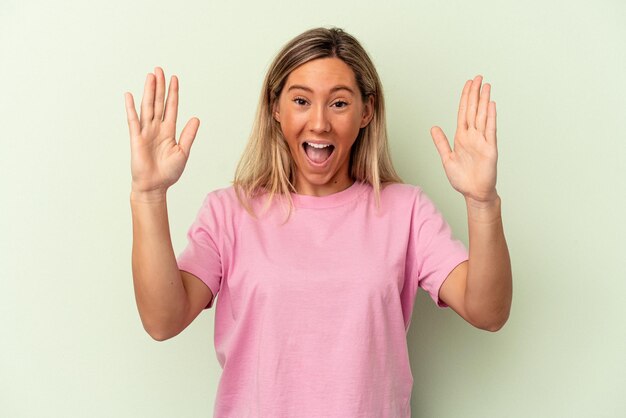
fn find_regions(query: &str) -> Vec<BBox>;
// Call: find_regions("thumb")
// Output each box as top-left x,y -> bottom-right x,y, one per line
430,126 -> 452,162
178,117 -> 200,158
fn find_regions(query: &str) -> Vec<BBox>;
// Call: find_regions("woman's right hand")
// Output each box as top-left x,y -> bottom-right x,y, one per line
125,67 -> 200,199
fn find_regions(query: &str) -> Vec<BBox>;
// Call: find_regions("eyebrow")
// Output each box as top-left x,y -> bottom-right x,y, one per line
287,84 -> 356,95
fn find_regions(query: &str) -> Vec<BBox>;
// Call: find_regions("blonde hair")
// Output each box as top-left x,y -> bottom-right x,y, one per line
233,27 -> 402,217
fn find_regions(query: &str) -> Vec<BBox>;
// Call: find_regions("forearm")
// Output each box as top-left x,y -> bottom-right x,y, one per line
464,195 -> 512,330
130,190 -> 188,340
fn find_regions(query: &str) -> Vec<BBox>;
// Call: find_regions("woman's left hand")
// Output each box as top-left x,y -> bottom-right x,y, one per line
430,75 -> 498,203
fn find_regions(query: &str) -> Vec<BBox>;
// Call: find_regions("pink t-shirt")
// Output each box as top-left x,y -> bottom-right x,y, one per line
176,180 -> 468,418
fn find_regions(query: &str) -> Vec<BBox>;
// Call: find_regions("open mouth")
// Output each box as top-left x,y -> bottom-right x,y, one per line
302,142 -> 335,165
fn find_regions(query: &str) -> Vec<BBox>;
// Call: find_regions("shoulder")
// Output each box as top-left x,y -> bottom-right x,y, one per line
378,182 -> 446,220
381,181 -> 421,194
193,185 -> 247,222
201,185 -> 281,222
379,181 -> 425,204
201,185 -> 240,208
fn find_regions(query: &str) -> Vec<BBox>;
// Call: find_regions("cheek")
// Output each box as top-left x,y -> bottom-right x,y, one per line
280,121 -> 296,144
337,114 -> 363,138
281,114 -> 307,138
279,118 -> 301,152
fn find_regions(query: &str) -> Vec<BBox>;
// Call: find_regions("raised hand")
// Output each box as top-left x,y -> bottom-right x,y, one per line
125,67 -> 200,197
430,75 -> 498,203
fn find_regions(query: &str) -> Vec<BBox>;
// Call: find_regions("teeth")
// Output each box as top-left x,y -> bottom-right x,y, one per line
306,142 -> 332,149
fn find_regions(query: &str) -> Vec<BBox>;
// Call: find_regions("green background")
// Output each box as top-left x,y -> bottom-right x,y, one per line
1,0 -> 624,416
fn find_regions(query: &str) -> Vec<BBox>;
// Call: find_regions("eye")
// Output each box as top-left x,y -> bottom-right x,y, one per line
293,97 -> 308,106
332,100 -> 349,109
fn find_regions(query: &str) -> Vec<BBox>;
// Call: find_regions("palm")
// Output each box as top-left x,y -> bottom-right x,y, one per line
430,75 -> 498,203
130,112 -> 187,190
124,67 -> 200,194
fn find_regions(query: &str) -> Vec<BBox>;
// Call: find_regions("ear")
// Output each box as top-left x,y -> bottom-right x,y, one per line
273,102 -> 281,123
360,94 -> 375,128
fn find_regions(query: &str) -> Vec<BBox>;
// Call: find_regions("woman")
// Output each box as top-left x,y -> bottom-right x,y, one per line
126,27 -> 511,418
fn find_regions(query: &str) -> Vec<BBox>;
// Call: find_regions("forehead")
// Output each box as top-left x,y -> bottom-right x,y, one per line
284,57 -> 358,91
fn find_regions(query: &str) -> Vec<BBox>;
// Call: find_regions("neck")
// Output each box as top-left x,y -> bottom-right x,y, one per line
294,176 -> 355,197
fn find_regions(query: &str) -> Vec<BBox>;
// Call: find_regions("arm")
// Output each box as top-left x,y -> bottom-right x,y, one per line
125,67 -> 210,340
130,192 -> 213,341
430,75 -> 512,331
438,196 -> 512,331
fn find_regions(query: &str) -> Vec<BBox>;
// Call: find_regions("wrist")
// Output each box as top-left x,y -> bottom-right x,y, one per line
130,187 -> 168,204
465,194 -> 502,224
465,193 -> 500,209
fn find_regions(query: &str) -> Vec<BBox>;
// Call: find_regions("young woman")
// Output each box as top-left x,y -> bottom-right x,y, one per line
125,27 -> 511,418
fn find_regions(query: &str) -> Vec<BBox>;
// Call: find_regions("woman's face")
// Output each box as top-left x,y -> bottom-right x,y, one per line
274,57 -> 374,196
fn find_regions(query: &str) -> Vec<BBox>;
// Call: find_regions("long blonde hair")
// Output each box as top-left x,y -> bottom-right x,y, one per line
233,27 -> 402,217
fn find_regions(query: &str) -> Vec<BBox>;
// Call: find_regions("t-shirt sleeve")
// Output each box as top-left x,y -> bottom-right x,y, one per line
408,188 -> 469,308
176,193 -> 223,309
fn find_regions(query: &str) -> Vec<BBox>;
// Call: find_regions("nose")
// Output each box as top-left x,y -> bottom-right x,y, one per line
308,104 -> 331,133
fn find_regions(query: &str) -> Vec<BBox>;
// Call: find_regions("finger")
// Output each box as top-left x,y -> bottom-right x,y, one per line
457,80 -> 472,130
476,83 -> 491,134
466,75 -> 482,129
140,73 -> 155,126
430,126 -> 452,162
154,67 -> 165,122
163,75 -> 179,126
124,92 -> 140,138
486,101 -> 497,146
178,117 -> 200,157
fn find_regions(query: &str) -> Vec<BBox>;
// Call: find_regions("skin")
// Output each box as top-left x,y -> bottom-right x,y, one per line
125,69 -> 199,199
125,68 -> 206,340
125,65 -> 511,337
273,60 -> 511,330
273,58 -> 374,197
432,76 -> 512,331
